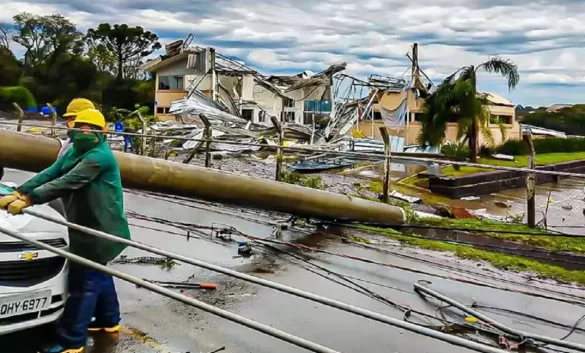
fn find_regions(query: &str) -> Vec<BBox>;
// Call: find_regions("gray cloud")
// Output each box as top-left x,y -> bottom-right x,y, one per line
2,0 -> 584,105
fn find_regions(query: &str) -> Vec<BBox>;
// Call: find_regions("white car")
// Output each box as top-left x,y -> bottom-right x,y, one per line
0,181 -> 68,335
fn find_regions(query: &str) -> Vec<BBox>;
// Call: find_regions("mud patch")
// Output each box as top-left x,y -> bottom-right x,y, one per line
168,276 -> 259,323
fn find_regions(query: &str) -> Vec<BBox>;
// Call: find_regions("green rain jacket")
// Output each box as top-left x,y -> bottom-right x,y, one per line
17,136 -> 131,264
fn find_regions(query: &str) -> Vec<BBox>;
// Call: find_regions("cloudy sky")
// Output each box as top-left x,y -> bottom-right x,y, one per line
1,0 -> 584,106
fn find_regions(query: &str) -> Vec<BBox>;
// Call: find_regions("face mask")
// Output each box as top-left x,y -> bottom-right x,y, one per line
73,133 -> 99,153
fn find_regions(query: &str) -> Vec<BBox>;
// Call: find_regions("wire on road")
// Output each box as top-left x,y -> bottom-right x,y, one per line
22,208 -> 513,353
414,283 -> 585,352
0,225 -> 342,353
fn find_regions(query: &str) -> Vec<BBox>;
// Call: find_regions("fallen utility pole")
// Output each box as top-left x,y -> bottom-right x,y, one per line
0,130 -> 405,224
0,224 -> 342,353
7,121 -> 585,179
414,283 -> 585,352
25,209 -> 509,353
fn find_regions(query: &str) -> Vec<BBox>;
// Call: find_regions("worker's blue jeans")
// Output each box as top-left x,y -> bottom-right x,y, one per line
57,263 -> 121,348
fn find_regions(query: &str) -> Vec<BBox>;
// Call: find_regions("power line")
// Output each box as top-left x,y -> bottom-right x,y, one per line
22,208 -> 516,353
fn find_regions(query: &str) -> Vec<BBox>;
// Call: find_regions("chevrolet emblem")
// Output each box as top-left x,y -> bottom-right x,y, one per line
18,252 -> 39,261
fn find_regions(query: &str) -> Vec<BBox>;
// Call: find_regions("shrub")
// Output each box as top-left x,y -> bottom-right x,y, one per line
441,142 -> 470,170
498,137 -> 585,155
480,145 -> 495,157
0,86 -> 37,109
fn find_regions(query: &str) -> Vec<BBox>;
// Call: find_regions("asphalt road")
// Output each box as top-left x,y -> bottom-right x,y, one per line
2,169 -> 585,353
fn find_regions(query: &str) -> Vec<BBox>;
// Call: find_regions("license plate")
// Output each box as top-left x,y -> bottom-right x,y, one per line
0,290 -> 51,319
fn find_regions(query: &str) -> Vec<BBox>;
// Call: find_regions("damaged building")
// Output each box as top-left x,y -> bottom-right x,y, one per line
141,39 -> 345,127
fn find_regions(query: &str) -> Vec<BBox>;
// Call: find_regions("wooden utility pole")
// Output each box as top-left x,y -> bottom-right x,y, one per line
13,103 -> 24,132
271,116 -> 284,181
523,130 -> 536,228
183,114 -> 212,166
379,127 -> 392,203
411,43 -> 419,83
47,103 -> 57,138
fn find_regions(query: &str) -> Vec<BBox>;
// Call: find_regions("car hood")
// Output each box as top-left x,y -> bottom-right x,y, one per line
0,205 -> 67,242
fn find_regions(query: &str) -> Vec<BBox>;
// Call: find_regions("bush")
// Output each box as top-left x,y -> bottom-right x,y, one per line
0,86 -> 37,109
441,142 -> 469,170
280,170 -> 326,190
498,137 -> 585,155
480,145 -> 495,157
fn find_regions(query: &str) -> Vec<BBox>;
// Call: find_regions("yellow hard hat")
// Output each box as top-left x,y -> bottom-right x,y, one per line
74,109 -> 106,129
63,98 -> 95,118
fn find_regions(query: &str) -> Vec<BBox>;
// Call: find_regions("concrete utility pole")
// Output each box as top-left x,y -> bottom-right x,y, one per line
210,47 -> 217,101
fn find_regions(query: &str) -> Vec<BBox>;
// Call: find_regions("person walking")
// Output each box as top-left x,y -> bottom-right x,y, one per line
0,109 -> 131,353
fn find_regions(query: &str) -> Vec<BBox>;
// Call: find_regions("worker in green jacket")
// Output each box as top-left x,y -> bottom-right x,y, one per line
0,109 -> 131,353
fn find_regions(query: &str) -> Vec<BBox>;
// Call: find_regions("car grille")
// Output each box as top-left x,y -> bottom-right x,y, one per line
0,257 -> 66,287
0,239 -> 67,253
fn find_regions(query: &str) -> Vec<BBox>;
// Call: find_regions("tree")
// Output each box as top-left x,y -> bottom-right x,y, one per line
85,23 -> 161,79
12,13 -> 81,70
0,25 -> 10,49
418,57 -> 519,162
87,44 -> 117,73
0,47 -> 22,86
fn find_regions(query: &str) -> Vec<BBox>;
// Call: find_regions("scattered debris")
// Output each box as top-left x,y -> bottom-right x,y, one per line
238,242 -> 253,256
451,207 -> 479,219
562,204 -> 573,211
492,154 -> 514,161
460,196 -> 481,201
494,201 -> 512,209
140,279 -> 217,290
390,190 -> 422,204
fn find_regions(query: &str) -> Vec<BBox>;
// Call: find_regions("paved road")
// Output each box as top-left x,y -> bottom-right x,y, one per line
2,169 -> 585,353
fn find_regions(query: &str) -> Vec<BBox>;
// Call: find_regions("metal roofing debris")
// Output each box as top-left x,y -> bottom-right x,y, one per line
368,75 -> 409,91
285,63 -> 347,92
169,90 -> 249,125
483,92 -> 514,107
520,124 -> 567,138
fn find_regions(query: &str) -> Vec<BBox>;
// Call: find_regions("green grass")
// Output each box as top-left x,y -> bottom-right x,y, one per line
441,152 -> 585,177
441,166 -> 492,177
359,225 -> 585,285
415,217 -> 585,253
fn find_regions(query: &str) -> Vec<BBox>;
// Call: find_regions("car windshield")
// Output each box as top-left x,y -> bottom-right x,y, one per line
0,184 -> 14,196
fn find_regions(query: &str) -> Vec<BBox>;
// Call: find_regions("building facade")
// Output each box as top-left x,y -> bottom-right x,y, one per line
357,89 -> 520,146
142,47 -> 337,126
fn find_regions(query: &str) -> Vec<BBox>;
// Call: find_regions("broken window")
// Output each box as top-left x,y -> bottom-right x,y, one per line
304,100 -> 331,112
303,113 -> 314,125
281,111 -> 295,123
490,114 -> 513,124
242,109 -> 254,121
414,113 -> 425,122
373,112 -> 382,120
156,107 -> 170,114
259,111 -> 267,123
158,76 -> 184,90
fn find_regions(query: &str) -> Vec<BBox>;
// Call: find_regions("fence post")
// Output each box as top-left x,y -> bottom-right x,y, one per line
379,127 -> 391,203
47,103 -> 57,138
134,111 -> 147,156
523,130 -> 536,228
183,114 -> 212,166
271,116 -> 284,181
13,103 -> 24,133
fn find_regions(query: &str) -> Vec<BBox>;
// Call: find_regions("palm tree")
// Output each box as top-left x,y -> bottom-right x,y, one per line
418,57 -> 519,162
